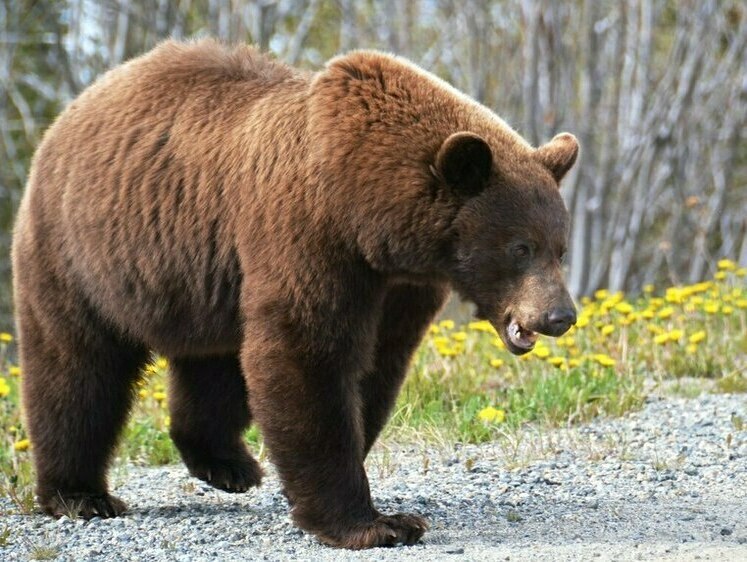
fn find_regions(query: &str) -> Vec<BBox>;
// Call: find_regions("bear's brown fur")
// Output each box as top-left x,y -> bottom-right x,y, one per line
12,39 -> 578,548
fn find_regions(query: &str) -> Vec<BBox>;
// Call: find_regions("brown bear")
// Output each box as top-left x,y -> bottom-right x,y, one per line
12,39 -> 578,549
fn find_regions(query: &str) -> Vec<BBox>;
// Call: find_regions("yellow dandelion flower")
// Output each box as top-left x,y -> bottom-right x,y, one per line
451,331 -> 468,342
9,425 -> 17,434
0,333 -> 13,343
736,267 -> 747,277
532,346 -> 551,359
648,324 -> 664,335
547,356 -> 566,367
491,337 -> 505,349
439,319 -> 455,330
665,288 -> 685,304
477,406 -> 506,424
686,344 -> 697,355
657,307 -> 674,319
601,325 -> 615,336
643,284 -> 655,294
654,333 -> 669,345
153,391 -> 167,402
614,302 -> 634,314
703,302 -> 719,314
432,336 -> 450,347
593,354 -> 616,367
428,324 -> 440,335
14,439 -> 30,452
580,296 -> 592,305
717,259 -> 736,271
736,299 -> 747,309
568,358 -> 582,368
642,309 -> 655,319
156,358 -> 168,370
0,377 -> 10,398
669,329 -> 683,342
489,358 -> 504,369
164,416 -> 171,428
594,289 -> 609,301
437,346 -> 458,357
722,305 -> 733,315
138,389 -> 149,399
576,315 -> 590,328
714,271 -> 727,281
689,331 -> 706,344
8,366 -> 21,377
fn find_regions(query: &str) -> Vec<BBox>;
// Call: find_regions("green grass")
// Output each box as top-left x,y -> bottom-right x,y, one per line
714,371 -> 747,393
387,359 -> 644,444
27,541 -> 60,560
0,266 -> 745,512
0,523 -> 11,547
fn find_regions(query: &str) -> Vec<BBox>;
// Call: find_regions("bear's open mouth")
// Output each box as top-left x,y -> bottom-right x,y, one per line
505,318 -> 538,354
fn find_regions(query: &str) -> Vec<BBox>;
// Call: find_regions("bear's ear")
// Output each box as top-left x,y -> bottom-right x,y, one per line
535,133 -> 579,183
434,132 -> 492,197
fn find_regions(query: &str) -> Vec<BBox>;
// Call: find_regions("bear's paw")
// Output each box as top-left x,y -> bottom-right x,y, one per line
322,512 -> 428,549
40,492 -> 128,519
186,452 -> 263,493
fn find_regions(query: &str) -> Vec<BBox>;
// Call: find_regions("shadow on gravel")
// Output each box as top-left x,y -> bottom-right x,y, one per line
127,500 -> 283,519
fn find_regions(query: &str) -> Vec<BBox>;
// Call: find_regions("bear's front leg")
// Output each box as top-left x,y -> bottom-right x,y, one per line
360,283 -> 449,455
241,314 -> 427,549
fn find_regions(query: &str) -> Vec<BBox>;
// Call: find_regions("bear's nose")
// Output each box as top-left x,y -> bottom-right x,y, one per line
544,307 -> 577,336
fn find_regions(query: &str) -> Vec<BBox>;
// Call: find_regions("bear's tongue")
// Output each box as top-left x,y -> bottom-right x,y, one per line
508,319 -> 538,350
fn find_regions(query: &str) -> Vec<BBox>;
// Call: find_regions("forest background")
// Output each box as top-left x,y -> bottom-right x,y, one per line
0,0 -> 745,329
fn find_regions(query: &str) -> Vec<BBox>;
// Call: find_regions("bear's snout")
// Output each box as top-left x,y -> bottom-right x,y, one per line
541,307 -> 577,337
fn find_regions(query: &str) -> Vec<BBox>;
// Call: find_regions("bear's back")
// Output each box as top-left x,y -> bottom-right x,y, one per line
15,40 -> 307,355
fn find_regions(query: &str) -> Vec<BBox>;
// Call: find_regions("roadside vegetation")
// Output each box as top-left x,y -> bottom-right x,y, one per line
1,260 -> 745,515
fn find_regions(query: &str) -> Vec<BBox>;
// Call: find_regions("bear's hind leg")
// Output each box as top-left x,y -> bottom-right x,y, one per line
18,302 -> 147,519
167,355 -> 262,493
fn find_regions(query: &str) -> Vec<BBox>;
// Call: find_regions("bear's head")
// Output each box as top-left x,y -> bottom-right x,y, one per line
436,132 -> 579,355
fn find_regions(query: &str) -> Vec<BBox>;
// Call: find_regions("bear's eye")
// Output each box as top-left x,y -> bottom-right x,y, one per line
511,244 -> 531,260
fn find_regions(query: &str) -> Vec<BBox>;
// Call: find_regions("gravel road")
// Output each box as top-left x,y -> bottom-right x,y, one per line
2,391 -> 746,561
